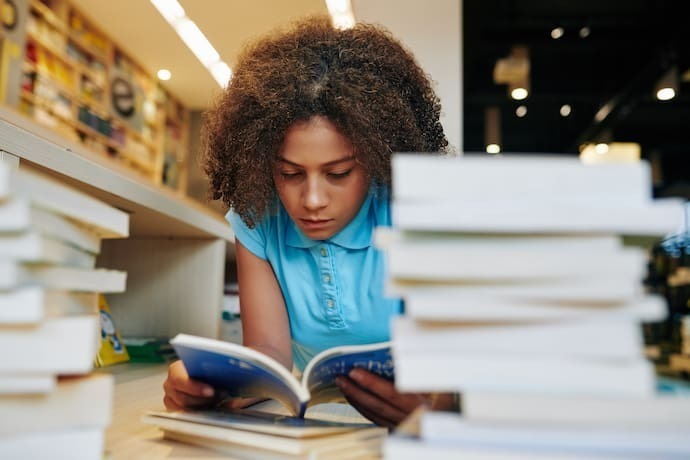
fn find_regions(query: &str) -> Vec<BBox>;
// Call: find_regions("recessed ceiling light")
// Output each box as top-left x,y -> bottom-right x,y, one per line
515,105 -> 527,117
551,27 -> 564,39
656,88 -> 676,101
579,26 -> 590,38
595,143 -> 609,154
157,69 -> 172,81
560,104 -> 572,117
511,87 -> 529,100
486,143 -> 501,154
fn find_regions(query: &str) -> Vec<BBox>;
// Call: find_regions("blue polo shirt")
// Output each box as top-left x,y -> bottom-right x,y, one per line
226,188 -> 402,371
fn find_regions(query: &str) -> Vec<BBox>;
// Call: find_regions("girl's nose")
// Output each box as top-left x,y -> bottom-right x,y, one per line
303,177 -> 328,210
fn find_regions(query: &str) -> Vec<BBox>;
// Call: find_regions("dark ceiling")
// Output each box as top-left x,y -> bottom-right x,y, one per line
462,0 -> 689,198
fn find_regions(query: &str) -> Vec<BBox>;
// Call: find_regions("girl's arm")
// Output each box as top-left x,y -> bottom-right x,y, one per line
235,240 -> 293,370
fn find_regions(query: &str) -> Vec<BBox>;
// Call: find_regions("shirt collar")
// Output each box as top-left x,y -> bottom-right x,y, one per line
286,189 -> 377,250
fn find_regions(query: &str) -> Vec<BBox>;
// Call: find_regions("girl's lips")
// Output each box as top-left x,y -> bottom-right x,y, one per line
300,219 -> 331,229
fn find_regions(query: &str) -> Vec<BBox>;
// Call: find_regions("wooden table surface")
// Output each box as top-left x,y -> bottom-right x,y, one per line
102,363 -> 227,460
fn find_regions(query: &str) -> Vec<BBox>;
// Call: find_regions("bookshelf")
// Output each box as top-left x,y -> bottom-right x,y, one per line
0,105 -> 233,339
12,0 -> 189,192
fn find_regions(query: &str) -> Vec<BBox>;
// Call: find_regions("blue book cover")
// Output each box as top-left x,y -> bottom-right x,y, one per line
170,334 -> 393,417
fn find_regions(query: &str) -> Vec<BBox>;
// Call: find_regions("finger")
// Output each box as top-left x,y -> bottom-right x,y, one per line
345,399 -> 396,429
165,388 -> 216,409
163,379 -> 216,409
167,361 -> 215,398
336,376 -> 408,425
349,368 -> 427,413
163,395 -> 183,411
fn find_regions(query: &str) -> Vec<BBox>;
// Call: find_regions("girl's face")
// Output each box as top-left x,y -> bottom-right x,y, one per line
274,116 -> 369,240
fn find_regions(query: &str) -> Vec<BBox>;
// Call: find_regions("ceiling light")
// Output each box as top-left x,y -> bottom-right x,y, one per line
486,144 -> 501,154
515,105 -> 527,117
655,65 -> 678,101
579,26 -> 590,38
594,103 -> 612,123
150,0 -> 185,23
150,0 -> 232,88
560,104 -> 571,117
595,143 -> 609,154
326,0 -> 355,29
174,19 -> 219,67
550,27 -> 564,39
209,61 -> 232,88
656,88 -> 676,101
157,69 -> 172,81
510,85 -> 529,100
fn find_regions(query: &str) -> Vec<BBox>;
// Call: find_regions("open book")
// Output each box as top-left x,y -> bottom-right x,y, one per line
170,334 -> 393,417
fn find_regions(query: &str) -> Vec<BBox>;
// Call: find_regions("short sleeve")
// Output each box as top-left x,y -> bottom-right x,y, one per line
226,209 -> 268,260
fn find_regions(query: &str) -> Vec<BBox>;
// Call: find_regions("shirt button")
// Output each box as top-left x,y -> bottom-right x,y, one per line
326,299 -> 334,308
320,247 -> 327,257
323,274 -> 331,283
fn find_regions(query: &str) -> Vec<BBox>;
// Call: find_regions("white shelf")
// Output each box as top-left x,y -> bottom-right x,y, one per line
0,106 -> 233,241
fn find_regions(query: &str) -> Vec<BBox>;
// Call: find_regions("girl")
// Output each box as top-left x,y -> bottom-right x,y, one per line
163,15 -> 453,428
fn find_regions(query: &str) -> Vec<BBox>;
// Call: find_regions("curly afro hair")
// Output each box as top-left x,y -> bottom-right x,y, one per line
202,15 -> 449,227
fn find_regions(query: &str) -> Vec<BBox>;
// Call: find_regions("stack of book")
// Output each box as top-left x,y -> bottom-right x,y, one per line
143,407 -> 385,460
378,154 -> 690,459
0,161 -> 129,459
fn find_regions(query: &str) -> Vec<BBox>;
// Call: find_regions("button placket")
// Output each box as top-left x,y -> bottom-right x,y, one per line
315,244 -> 343,327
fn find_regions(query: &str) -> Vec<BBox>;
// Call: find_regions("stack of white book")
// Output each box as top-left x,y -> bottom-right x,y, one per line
379,154 -> 690,459
0,162 -> 128,460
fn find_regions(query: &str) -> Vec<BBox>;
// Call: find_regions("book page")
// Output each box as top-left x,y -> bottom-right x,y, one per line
303,343 -> 394,406
251,399 -> 370,424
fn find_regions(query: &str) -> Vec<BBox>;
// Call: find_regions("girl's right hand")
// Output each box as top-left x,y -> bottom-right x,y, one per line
162,359 -> 216,410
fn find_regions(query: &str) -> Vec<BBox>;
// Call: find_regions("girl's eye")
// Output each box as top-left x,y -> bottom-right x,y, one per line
328,169 -> 352,179
279,171 -> 302,179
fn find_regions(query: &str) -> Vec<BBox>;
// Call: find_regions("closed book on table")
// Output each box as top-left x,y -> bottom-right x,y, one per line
392,316 -> 646,360
0,261 -> 126,292
0,232 -> 96,268
0,315 -> 99,374
377,229 -> 647,281
420,411 -> 690,458
393,199 -> 685,235
394,352 -> 656,397
0,199 -> 101,254
0,288 -> 98,325
0,373 -> 113,436
461,377 -> 690,427
0,427 -> 104,460
0,163 -> 128,238
396,287 -> 665,322
392,155 -> 652,205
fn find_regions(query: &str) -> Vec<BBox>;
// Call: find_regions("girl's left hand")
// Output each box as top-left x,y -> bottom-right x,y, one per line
335,368 -> 449,429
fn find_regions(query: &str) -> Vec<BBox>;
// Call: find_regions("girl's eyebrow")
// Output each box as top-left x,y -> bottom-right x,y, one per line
276,156 -> 355,167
